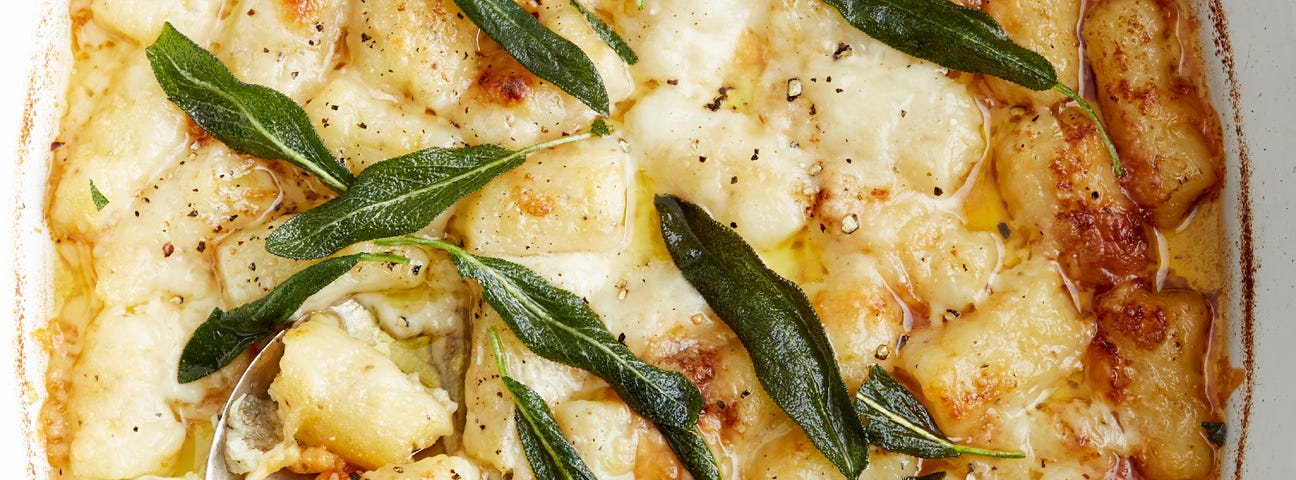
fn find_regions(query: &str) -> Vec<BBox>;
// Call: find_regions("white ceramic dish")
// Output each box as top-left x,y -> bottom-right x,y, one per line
3,0 -> 1292,478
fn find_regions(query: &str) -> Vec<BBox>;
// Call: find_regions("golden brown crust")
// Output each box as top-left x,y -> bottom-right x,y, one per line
279,0 -> 323,26
475,66 -> 534,107
1089,282 -> 1216,479
1084,0 -> 1225,228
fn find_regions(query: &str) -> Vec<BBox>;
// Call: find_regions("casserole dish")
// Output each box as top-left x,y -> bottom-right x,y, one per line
4,0 -> 1293,477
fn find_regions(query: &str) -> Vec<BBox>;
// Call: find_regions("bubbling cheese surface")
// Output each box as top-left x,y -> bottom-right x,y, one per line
42,0 -> 1230,479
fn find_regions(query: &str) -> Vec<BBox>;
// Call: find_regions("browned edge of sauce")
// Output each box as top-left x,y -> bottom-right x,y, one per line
12,3 -> 63,479
1201,0 -> 1257,478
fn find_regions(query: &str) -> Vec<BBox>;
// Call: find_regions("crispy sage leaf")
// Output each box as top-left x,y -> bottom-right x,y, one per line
655,195 -> 870,479
146,23 -> 354,192
488,329 -> 598,480
89,180 -> 109,211
265,129 -> 600,260
657,424 -> 721,480
570,0 -> 638,65
856,365 -> 1024,459
379,237 -> 720,480
818,0 -> 1121,174
1201,422 -> 1226,447
177,253 -> 407,383
820,0 -> 1053,88
454,0 -> 610,114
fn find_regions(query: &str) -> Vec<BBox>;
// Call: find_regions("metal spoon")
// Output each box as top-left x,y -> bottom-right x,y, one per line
204,331 -> 310,480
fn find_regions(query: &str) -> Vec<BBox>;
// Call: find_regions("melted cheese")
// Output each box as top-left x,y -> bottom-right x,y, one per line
43,0 -> 1230,479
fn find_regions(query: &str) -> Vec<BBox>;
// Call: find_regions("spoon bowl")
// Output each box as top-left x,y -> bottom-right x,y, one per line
204,331 -> 311,480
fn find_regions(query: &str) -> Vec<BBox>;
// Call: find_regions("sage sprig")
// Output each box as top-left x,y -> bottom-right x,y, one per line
454,0 -> 610,114
266,122 -> 606,260
819,0 -> 1122,174
488,328 -> 598,480
655,195 -> 870,479
378,236 -> 720,480
89,180 -> 109,211
146,23 -> 355,192
855,365 -> 1024,459
570,0 -> 638,65
176,253 -> 407,383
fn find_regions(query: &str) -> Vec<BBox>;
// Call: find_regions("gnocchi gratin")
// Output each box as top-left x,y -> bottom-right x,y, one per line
40,0 -> 1232,478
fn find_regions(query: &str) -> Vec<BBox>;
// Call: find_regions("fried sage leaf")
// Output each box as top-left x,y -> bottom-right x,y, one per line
379,237 -> 720,480
570,0 -> 638,65
856,365 -> 1024,459
265,128 -> 601,260
655,195 -> 870,479
146,23 -> 354,192
656,424 -> 721,480
177,253 -> 407,383
89,180 -> 109,211
818,0 -> 1121,174
454,0 -> 610,114
488,329 -> 597,480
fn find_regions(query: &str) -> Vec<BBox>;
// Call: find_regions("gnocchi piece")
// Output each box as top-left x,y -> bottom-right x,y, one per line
349,285 -> 465,341
903,259 -> 1093,432
1084,0 -> 1223,228
803,60 -> 985,199
1090,282 -> 1215,479
583,261 -> 719,355
806,256 -> 908,385
625,87 -> 813,249
87,0 -> 222,45
303,70 -> 463,172
811,176 -> 927,264
993,107 -> 1155,288
895,213 -> 999,313
270,318 -> 457,470
66,301 -> 217,479
650,339 -> 786,472
927,398 -> 1131,480
87,143 -> 280,307
444,0 -> 631,147
533,1 -> 635,105
982,0 -> 1082,106
442,54 -> 598,149
553,401 -> 638,480
622,0 -> 767,92
48,53 -> 190,238
214,0 -> 350,101
750,433 -> 918,480
460,312 -> 591,479
770,7 -> 986,201
358,455 -> 482,480
347,0 -> 478,114
453,137 -> 631,256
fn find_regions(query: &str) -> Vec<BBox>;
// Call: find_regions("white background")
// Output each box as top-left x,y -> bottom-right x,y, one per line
2,2 -> 48,476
